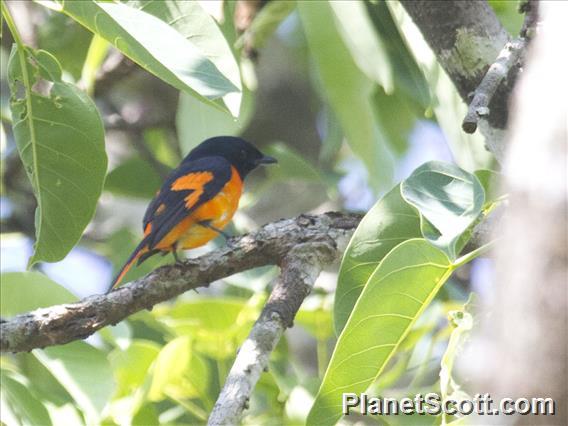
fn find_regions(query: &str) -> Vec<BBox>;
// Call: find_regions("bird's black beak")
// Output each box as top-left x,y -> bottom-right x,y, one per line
256,155 -> 277,166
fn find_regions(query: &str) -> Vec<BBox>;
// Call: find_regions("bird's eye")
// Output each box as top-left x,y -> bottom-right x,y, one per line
240,149 -> 246,158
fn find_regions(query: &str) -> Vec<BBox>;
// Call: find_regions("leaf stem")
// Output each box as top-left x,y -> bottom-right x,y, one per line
452,239 -> 497,269
316,338 -> 327,379
2,2 -> 43,268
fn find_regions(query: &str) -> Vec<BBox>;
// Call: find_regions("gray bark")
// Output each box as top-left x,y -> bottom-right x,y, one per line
0,212 -> 360,353
469,2 -> 568,423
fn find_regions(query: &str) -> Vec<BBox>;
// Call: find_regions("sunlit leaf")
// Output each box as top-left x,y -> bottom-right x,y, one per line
8,46 -> 107,265
58,1 -> 238,112
401,161 -> 484,259
0,272 -> 76,317
109,340 -> 160,398
34,341 -> 115,424
155,297 -> 259,360
334,185 -> 421,334
308,239 -> 452,425
0,371 -> 52,426
148,336 -> 213,409
127,0 -> 242,115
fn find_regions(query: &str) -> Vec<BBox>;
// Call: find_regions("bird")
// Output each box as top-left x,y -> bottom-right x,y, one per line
106,136 -> 277,293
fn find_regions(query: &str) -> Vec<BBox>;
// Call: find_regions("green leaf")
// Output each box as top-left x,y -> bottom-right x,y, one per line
148,336 -> 213,408
365,1 -> 431,108
235,1 -> 296,52
37,11 -> 93,80
0,272 -> 76,317
474,169 -> 502,207
155,297 -> 258,360
127,0 -> 242,115
372,86 -> 418,155
8,46 -> 107,265
264,142 -> 324,183
176,92 -> 239,154
34,341 -> 116,424
334,185 -> 422,334
58,1 -> 238,111
329,0 -> 393,92
105,156 -> 163,199
81,34 -> 110,95
296,298 -> 333,341
298,1 -> 393,191
401,161 -> 485,259
0,371 -> 52,426
308,239 -> 453,425
109,340 -> 160,398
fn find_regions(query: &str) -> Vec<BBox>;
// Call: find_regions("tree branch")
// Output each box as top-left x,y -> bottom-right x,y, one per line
0,212 -> 360,354
462,38 -> 525,136
208,243 -> 336,425
400,0 -> 516,161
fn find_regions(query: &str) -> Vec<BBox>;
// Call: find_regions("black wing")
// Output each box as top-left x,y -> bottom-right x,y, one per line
142,156 -> 232,249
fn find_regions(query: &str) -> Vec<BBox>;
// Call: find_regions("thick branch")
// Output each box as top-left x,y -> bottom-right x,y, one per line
208,243 -> 336,425
0,212 -> 361,353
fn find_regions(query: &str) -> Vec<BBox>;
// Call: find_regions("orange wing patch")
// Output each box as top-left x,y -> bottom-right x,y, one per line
171,171 -> 215,210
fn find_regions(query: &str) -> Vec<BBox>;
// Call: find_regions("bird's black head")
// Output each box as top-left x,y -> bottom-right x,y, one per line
185,136 -> 277,178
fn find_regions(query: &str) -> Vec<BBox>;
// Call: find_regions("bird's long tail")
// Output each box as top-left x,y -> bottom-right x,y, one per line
106,237 -> 151,294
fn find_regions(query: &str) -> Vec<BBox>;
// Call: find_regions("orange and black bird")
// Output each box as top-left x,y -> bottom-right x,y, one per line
106,136 -> 277,293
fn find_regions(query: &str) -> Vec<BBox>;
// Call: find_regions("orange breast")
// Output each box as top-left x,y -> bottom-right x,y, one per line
167,166 -> 243,250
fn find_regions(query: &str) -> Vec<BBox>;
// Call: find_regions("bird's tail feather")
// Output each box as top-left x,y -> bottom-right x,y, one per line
106,238 -> 150,293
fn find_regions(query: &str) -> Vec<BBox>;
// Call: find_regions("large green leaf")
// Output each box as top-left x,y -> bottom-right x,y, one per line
127,0 -> 242,115
176,92 -> 239,154
334,185 -> 422,334
0,371 -> 52,426
308,239 -> 452,425
58,1 -> 238,111
298,1 -> 393,191
8,47 -> 107,265
104,156 -> 163,199
401,161 -> 484,259
0,272 -> 76,317
264,142 -> 324,183
155,297 -> 259,360
33,341 -> 115,425
148,335 -> 213,409
235,1 -> 296,53
109,340 -> 160,398
329,0 -> 393,92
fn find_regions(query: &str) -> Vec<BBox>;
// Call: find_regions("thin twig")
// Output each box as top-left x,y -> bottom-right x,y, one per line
0,213 -> 360,353
462,38 -> 526,134
462,0 -> 539,135
208,243 -> 336,425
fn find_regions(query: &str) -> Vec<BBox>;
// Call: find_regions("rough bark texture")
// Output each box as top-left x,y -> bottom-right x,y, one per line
208,243 -> 336,425
0,212 -> 360,353
469,2 -> 567,423
400,0 -> 513,160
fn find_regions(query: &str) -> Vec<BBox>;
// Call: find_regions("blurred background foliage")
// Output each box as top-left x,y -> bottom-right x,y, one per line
0,1 -> 521,424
